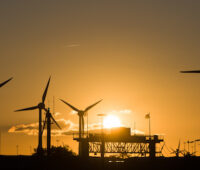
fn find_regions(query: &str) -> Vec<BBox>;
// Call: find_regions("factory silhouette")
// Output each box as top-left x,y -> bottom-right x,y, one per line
0,70 -> 200,169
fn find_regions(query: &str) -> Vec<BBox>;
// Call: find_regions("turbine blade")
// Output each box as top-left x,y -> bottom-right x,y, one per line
0,77 -> 13,88
44,108 -> 48,112
84,99 -> 102,112
15,106 -> 38,112
50,113 -> 61,129
180,70 -> 200,73
42,76 -> 51,103
60,99 -> 80,112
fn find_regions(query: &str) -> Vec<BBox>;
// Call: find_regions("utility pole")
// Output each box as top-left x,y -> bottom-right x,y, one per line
56,139 -> 60,146
149,114 -> 151,137
145,113 -> 151,138
30,145 -> 32,155
16,145 -> 19,155
134,121 -> 136,135
97,114 -> 107,160
187,140 -> 190,153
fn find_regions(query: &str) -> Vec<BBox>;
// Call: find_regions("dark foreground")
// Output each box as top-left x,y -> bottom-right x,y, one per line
0,155 -> 199,170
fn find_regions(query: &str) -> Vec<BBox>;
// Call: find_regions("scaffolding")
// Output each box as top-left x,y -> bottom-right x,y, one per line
73,127 -> 164,158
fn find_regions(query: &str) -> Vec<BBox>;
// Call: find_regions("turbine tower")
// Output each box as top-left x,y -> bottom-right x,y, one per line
0,77 -> 13,88
15,77 -> 51,153
60,99 -> 102,156
42,108 -> 61,155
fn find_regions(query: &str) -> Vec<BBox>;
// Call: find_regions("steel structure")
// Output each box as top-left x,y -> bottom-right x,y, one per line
73,130 -> 164,158
89,142 -> 149,155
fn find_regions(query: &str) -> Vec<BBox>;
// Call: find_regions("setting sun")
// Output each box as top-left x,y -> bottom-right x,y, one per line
103,115 -> 122,128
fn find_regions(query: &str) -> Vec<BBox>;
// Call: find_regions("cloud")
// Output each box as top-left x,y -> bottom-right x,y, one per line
131,129 -> 145,135
70,110 -> 78,115
8,119 -> 76,136
8,122 -> 39,136
8,110 -> 145,137
8,121 -> 144,136
65,43 -> 80,48
8,117 -> 103,136
54,112 -> 61,117
106,109 -> 132,115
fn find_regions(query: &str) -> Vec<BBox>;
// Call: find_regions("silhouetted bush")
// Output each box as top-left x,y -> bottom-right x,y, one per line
33,145 -> 76,158
48,145 -> 76,158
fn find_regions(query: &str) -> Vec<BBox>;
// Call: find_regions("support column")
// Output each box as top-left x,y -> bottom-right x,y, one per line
101,141 -> 105,160
78,116 -> 82,157
47,109 -> 51,155
149,140 -> 156,158
82,139 -> 89,158
37,109 -> 43,153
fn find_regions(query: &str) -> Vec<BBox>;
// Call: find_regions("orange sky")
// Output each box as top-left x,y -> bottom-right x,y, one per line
1,0 -> 200,156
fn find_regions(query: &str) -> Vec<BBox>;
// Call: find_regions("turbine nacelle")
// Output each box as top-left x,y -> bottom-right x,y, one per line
38,103 -> 45,109
78,111 -> 85,117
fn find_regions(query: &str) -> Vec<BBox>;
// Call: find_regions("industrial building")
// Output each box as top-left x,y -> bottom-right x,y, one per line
73,127 -> 164,158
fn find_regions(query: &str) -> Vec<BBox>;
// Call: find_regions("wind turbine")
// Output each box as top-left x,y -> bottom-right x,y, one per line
0,77 -> 13,88
170,140 -> 184,157
42,108 -> 61,155
15,77 -> 51,152
60,99 -> 102,155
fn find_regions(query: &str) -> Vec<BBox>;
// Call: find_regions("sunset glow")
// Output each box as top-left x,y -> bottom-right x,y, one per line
103,115 -> 122,128
1,0 -> 200,158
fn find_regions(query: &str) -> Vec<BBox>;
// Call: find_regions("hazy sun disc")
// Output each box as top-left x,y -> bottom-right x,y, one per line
103,115 -> 121,128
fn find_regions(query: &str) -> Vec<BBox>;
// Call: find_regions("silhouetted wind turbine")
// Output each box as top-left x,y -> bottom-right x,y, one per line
60,99 -> 102,156
15,77 -> 51,153
60,99 -> 102,138
0,77 -> 13,88
170,140 -> 183,157
42,108 -> 61,155
180,70 -> 200,73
